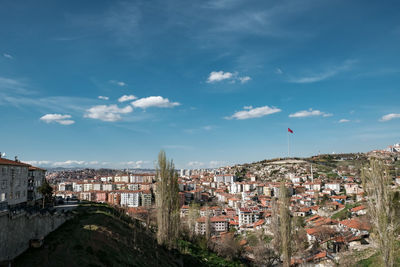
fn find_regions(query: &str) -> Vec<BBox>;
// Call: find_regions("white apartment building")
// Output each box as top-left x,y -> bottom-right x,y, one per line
238,208 -> 259,227
102,183 -> 114,191
92,183 -> 102,191
120,191 -> 140,207
214,175 -> 236,184
83,183 -> 93,192
195,216 -> 229,235
73,182 -> 83,192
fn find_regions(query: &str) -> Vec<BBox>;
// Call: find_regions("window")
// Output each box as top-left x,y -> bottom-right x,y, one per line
0,193 -> 6,201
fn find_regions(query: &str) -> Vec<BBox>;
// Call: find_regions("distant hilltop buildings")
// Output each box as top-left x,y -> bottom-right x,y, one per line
385,143 -> 400,153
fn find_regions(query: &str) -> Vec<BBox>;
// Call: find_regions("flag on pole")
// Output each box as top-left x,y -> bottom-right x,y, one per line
288,128 -> 293,133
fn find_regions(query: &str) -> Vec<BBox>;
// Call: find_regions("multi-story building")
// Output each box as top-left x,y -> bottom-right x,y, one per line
27,166 -> 45,205
120,191 -> 140,207
195,216 -> 229,235
238,208 -> 259,227
141,190 -> 152,207
0,157 -> 30,210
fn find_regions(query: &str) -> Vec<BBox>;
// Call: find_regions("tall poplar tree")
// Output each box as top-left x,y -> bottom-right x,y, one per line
155,150 -> 180,249
279,181 -> 292,267
362,159 -> 399,267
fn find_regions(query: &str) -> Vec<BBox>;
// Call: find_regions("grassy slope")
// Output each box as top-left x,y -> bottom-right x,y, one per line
357,241 -> 400,266
15,204 -> 241,267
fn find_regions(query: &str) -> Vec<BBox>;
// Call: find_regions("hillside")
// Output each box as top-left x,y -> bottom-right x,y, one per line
14,204 -> 242,267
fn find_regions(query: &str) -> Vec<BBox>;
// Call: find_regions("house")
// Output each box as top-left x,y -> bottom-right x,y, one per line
338,218 -> 370,236
325,182 -> 341,193
350,205 -> 367,216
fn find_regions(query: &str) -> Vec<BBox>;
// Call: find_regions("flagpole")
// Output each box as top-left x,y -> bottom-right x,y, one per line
287,130 -> 290,158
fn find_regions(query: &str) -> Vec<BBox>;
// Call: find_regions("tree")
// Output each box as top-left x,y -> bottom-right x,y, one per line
362,159 -> 399,267
186,203 -> 200,240
252,230 -> 280,266
270,197 -> 281,253
279,182 -> 292,267
37,178 -> 53,208
155,150 -> 180,249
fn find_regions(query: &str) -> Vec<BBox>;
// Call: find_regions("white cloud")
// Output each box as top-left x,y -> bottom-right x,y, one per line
84,104 -> 133,122
40,114 -> 75,125
209,161 -> 226,168
339,119 -> 350,123
53,160 -> 86,167
3,53 -> 13,59
203,125 -> 213,131
23,160 -> 52,166
206,71 -> 251,84
380,113 -> 400,122
225,105 -> 281,120
275,68 -> 283,74
121,160 -> 148,168
98,96 -> 109,100
290,60 -> 356,84
118,94 -> 137,102
110,80 -> 126,86
131,96 -> 180,109
289,109 -> 332,118
239,76 -> 251,83
188,161 -> 204,167
207,71 -> 233,83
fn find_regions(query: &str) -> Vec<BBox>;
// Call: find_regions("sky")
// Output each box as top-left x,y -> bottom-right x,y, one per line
0,0 -> 399,169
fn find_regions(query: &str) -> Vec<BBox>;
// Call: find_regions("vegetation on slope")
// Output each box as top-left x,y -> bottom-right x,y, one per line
15,203 -> 241,267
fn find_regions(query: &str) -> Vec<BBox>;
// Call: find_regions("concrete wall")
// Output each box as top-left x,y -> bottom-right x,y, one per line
0,210 -> 70,261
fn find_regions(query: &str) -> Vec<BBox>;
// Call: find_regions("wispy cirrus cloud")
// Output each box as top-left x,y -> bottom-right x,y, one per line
206,71 -> 251,84
110,80 -> 127,86
131,96 -> 180,109
289,60 -> 356,83
289,108 -> 332,118
98,96 -> 109,100
84,104 -> 133,122
380,113 -> 400,122
225,105 -> 281,120
3,53 -> 13,59
40,114 -> 75,125
339,119 -> 350,123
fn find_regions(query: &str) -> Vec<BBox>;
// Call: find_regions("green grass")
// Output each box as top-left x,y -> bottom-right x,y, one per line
331,203 -> 360,220
15,203 -> 242,267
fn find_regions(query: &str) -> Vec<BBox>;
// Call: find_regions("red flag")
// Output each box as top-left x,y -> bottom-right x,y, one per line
288,128 -> 293,133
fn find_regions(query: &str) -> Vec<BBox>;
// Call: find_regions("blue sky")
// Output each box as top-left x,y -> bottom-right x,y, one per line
1,0 -> 399,169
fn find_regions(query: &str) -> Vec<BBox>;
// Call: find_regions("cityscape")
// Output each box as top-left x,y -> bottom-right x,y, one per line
1,0 -> 400,266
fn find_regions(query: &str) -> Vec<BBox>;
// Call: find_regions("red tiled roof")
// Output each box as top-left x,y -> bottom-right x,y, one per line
350,205 -> 366,212
0,158 -> 30,167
